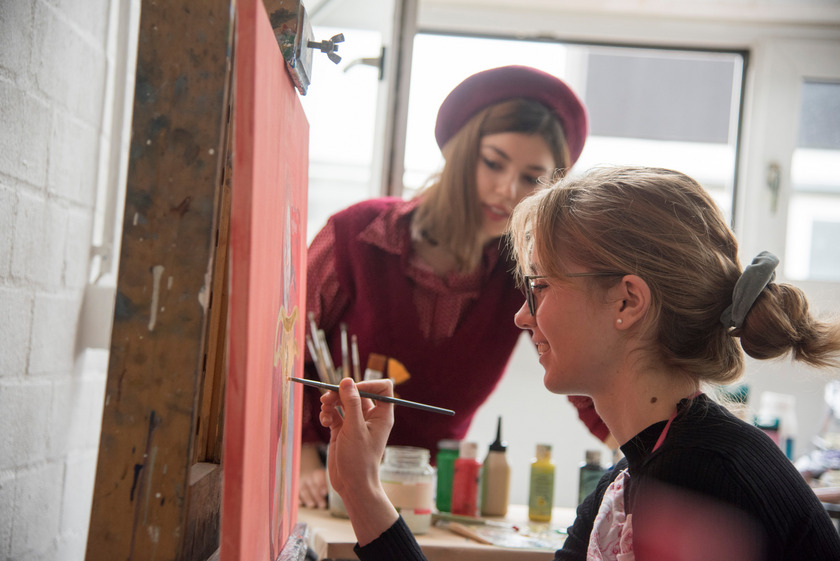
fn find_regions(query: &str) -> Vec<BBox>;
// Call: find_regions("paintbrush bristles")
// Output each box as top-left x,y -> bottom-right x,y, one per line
351,334 -> 361,383
316,329 -> 338,384
308,312 -> 319,341
305,334 -> 331,385
340,323 -> 350,380
306,316 -> 364,395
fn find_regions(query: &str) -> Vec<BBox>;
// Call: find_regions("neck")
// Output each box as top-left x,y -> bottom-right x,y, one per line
593,367 -> 699,446
413,236 -> 461,276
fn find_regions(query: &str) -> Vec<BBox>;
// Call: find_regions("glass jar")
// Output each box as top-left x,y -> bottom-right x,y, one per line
380,445 -> 436,534
326,448 -> 349,519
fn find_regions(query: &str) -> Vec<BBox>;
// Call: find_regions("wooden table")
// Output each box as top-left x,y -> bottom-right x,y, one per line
298,504 -> 577,560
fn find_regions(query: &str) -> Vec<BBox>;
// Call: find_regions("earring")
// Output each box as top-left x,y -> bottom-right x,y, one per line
616,318 -> 623,325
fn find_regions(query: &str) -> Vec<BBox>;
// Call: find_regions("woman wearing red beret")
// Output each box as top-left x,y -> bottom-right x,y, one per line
299,65 -> 604,508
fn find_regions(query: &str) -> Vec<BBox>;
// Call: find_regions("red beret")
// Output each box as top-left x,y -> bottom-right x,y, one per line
434,65 -> 589,165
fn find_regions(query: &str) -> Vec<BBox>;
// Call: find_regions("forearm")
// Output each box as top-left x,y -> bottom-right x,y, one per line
342,483 -> 400,547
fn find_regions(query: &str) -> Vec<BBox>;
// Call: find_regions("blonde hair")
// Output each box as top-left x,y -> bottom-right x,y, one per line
412,99 -> 570,272
509,166 -> 840,384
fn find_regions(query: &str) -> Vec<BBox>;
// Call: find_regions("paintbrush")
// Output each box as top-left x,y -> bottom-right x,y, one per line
432,512 -> 520,531
340,322 -> 350,379
289,377 -> 455,416
316,329 -> 338,384
350,334 -> 361,383
305,334 -> 331,384
305,333 -> 344,418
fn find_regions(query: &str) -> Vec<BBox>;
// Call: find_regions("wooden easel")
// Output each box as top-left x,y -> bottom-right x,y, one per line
86,1 -> 309,559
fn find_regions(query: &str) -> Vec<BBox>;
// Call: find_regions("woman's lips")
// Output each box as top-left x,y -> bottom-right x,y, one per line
482,204 -> 510,222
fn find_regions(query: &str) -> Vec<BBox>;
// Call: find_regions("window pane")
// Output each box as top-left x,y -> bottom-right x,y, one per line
300,26 -> 382,242
785,80 -> 840,281
586,50 -> 737,144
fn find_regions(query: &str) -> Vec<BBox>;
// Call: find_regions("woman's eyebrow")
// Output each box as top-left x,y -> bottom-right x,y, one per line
483,145 -> 511,161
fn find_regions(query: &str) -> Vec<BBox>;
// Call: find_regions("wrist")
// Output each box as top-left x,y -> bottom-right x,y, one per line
342,486 -> 398,546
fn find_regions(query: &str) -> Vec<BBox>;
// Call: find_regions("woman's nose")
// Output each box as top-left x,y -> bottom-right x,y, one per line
514,300 -> 533,329
497,172 -> 519,199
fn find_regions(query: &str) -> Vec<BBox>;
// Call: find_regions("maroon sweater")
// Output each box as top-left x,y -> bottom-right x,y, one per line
303,198 -> 523,456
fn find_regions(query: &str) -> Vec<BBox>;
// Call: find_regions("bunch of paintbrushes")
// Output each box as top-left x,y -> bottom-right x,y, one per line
305,312 -> 361,386
297,312 -> 455,416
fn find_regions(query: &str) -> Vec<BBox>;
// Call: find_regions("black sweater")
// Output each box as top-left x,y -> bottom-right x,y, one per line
355,394 -> 840,561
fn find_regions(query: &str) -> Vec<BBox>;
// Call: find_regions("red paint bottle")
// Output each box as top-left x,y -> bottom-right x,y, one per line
450,441 -> 481,516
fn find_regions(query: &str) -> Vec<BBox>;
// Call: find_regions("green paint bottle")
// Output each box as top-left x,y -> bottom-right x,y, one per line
578,449 -> 605,504
435,439 -> 460,512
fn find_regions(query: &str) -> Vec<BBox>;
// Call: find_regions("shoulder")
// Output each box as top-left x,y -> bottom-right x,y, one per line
650,399 -> 816,511
664,398 -> 788,473
331,197 -> 407,220
329,198 -> 414,234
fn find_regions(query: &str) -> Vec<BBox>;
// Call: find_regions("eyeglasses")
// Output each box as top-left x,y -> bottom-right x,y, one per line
523,271 -> 625,316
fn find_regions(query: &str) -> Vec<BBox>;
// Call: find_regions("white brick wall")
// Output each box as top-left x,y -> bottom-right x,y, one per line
0,81 -> 50,188
11,462 -> 64,558
0,469 -> 14,556
0,185 -> 16,276
0,0 -> 116,559
0,286 -> 32,375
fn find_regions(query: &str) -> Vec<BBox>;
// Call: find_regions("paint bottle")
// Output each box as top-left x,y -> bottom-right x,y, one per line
528,443 -> 555,522
480,416 -> 510,517
380,446 -> 436,534
757,391 -> 798,459
451,441 -> 481,517
435,439 -> 460,512
578,449 -> 606,504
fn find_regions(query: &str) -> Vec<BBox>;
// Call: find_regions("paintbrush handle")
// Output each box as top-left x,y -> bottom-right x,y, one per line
289,377 -> 455,416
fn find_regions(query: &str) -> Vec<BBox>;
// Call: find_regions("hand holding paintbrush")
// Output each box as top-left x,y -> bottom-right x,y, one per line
316,376 -> 402,546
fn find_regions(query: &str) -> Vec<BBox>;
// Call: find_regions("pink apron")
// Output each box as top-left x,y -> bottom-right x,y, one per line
586,394 -> 698,561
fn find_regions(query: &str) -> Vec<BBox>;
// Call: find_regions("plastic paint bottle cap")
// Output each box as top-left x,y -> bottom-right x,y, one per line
459,441 -> 478,460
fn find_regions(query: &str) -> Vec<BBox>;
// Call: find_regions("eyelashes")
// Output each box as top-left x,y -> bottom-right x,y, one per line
481,157 -> 542,186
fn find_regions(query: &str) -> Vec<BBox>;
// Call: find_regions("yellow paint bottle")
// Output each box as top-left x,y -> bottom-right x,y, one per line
528,443 -> 555,522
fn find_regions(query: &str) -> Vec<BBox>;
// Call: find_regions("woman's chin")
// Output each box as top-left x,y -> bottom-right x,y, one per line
542,373 -> 565,394
479,221 -> 506,241
543,371 -> 583,395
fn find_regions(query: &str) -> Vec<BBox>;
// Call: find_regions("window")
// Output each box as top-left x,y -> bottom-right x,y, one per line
403,33 -> 745,223
786,80 -> 840,281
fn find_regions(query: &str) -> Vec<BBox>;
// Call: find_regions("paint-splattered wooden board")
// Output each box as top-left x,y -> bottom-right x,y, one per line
86,1 -> 233,559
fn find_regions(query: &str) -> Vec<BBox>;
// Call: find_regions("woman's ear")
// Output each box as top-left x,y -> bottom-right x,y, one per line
613,274 -> 651,329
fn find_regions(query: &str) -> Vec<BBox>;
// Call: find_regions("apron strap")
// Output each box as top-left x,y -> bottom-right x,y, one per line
652,391 -> 702,452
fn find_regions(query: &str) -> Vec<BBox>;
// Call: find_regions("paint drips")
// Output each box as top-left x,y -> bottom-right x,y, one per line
148,265 -> 164,331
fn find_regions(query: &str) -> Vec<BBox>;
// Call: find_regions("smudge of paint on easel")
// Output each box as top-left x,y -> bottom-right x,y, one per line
130,411 -> 162,501
147,525 -> 160,545
129,411 -> 162,554
130,463 -> 143,501
169,195 -> 192,217
143,445 -> 158,524
198,261 -> 212,312
148,265 -> 164,331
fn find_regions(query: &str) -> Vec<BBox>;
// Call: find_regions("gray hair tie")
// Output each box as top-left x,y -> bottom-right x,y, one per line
720,251 -> 779,329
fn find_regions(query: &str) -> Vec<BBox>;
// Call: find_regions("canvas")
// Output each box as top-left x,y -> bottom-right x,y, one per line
222,0 -> 309,558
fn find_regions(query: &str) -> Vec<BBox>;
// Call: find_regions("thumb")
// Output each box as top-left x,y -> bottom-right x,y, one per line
336,377 -> 365,423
